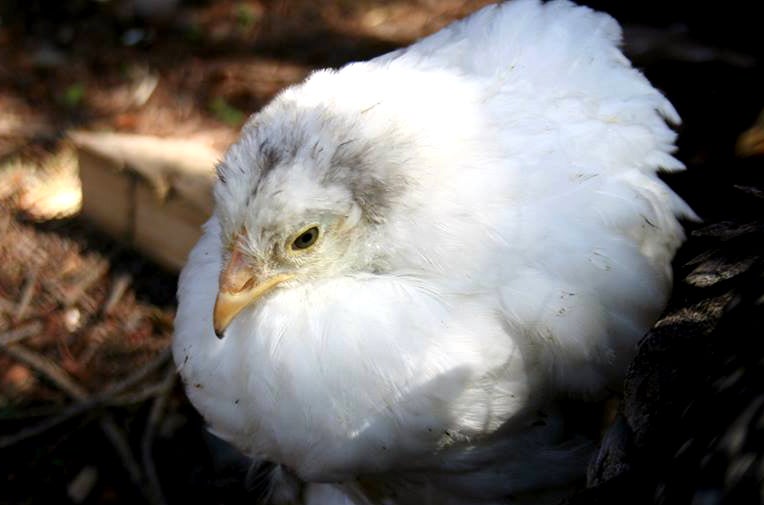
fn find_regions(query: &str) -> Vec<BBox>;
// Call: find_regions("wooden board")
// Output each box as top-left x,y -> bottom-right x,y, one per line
72,132 -> 222,271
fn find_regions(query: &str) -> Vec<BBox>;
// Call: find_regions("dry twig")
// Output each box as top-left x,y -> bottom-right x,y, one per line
98,416 -> 149,501
141,366 -> 176,505
0,348 -> 172,447
3,343 -> 87,398
0,399 -> 96,449
0,320 -> 43,347
0,344 -> 173,505
109,381 -> 168,406
14,267 -> 39,321
61,261 -> 108,307
41,261 -> 108,308
101,347 -> 172,395
103,273 -> 132,315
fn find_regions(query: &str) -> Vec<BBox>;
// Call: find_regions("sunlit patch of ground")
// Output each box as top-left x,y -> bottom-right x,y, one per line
0,146 -> 82,221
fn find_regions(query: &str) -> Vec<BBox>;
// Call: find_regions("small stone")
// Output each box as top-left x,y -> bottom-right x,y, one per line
63,307 -> 82,332
67,466 -> 98,504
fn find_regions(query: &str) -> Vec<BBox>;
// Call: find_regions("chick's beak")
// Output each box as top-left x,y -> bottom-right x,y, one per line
213,245 -> 292,338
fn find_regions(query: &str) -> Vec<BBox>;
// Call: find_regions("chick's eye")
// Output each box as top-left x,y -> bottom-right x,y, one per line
291,226 -> 319,250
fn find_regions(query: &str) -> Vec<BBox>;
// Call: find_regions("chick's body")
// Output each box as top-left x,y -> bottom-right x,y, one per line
174,1 -> 694,503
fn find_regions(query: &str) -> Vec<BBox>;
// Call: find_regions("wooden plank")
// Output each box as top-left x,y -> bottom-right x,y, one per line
72,132 -> 222,272
78,148 -> 132,240
134,184 -> 208,271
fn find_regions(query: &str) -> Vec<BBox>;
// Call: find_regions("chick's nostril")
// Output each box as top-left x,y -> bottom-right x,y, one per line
240,277 -> 255,292
220,270 -> 256,294
219,243 -> 261,294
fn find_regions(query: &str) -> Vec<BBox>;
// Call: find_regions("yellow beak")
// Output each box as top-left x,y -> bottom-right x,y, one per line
213,246 -> 292,338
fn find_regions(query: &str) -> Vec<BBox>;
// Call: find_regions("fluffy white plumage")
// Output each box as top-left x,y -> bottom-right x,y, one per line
173,1 -> 695,503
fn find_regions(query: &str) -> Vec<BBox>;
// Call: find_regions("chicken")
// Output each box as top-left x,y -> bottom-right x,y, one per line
173,1 -> 695,503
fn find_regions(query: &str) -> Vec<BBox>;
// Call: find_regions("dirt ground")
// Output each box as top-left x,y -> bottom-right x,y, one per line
1,1 -> 762,505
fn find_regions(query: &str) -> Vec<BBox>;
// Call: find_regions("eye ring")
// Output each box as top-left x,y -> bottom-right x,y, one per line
291,226 -> 320,251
